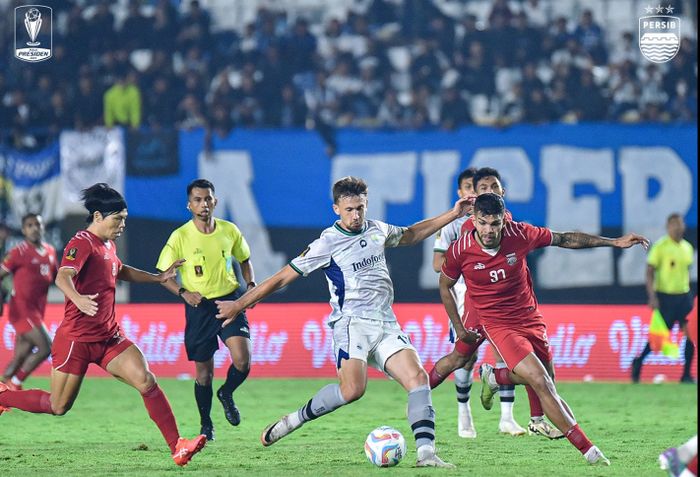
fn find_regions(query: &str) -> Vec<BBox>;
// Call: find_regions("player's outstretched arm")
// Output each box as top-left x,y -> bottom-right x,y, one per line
215,264 -> 300,326
399,197 -> 471,247
551,231 -> 650,250
118,260 -> 186,283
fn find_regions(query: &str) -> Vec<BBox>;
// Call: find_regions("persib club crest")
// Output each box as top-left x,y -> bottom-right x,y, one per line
639,5 -> 680,64
14,5 -> 52,62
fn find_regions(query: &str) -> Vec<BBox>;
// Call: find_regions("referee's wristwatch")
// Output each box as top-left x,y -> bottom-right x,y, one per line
178,287 -> 187,297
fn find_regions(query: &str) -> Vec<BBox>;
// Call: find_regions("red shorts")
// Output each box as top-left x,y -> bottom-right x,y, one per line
51,330 -> 134,375
481,317 -> 552,370
9,314 -> 42,335
454,303 -> 486,357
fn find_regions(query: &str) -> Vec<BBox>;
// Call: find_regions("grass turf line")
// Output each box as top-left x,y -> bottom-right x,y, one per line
0,378 -> 696,476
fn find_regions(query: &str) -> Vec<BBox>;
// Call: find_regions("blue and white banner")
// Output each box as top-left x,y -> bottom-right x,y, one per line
0,141 -> 63,228
60,128 -> 126,214
124,124 -> 697,293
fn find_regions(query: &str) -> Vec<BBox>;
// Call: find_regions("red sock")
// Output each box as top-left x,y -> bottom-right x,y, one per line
14,369 -> 29,382
687,455 -> 698,476
525,385 -> 543,418
565,424 -> 593,455
141,384 -> 180,453
494,367 -> 514,385
0,389 -> 53,414
428,367 -> 446,389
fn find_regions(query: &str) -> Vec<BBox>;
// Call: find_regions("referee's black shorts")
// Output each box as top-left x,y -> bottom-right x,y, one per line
658,291 -> 694,329
184,288 -> 249,362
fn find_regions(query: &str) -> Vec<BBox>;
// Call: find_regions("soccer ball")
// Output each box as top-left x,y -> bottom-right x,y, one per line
364,426 -> 406,467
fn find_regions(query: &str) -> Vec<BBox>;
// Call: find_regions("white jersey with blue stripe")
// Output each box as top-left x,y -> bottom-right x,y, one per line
289,220 -> 406,324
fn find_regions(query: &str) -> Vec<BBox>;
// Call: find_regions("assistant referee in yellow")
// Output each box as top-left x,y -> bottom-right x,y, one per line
158,179 -> 256,441
632,213 -> 695,383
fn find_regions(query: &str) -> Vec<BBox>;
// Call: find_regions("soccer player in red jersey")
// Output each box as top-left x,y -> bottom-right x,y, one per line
0,184 -> 206,466
429,168 -> 561,439
0,214 -> 57,390
440,193 -> 649,466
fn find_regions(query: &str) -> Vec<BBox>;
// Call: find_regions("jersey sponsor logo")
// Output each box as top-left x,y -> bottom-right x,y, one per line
506,253 -> 517,266
65,247 -> 77,261
194,265 -> 203,276
351,252 -> 386,272
474,262 -> 485,270
359,239 -> 367,248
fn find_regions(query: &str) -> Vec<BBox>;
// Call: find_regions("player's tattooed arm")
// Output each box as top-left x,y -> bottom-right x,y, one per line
551,231 -> 650,250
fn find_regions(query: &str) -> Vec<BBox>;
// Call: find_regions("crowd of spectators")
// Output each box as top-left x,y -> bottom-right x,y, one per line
0,0 -> 696,148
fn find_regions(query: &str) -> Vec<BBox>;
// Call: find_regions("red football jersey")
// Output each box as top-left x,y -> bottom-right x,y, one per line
460,209 -> 513,235
442,220 -> 552,326
58,230 -> 123,342
1,241 -> 58,322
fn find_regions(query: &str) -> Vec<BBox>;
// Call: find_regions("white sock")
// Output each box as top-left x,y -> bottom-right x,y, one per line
10,376 -> 22,386
679,435 -> 698,464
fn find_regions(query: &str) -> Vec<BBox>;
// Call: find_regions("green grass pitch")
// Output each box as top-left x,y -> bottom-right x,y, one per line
0,377 -> 696,476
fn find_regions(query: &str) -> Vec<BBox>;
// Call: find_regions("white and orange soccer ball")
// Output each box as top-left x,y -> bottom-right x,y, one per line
364,426 -> 406,467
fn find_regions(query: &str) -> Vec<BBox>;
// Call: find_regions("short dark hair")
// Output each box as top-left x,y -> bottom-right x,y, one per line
332,176 -> 368,203
21,213 -> 40,226
473,167 -> 501,190
667,213 -> 683,223
457,167 -> 478,188
81,183 -> 127,223
187,179 -> 215,196
474,193 -> 505,217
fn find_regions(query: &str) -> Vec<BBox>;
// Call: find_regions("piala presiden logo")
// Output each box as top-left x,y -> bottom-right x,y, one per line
639,4 -> 681,63
14,4 -> 52,62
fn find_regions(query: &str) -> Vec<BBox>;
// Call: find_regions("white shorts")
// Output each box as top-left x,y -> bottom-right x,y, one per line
331,316 -> 415,373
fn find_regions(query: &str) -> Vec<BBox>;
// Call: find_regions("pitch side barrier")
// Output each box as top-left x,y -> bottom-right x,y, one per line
1,303 -> 694,382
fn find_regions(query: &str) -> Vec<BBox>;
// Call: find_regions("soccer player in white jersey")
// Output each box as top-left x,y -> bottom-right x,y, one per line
430,167 -> 525,438
216,176 -> 473,468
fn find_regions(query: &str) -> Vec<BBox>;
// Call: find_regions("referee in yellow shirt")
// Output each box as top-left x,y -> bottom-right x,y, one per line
632,213 -> 695,383
157,179 -> 256,440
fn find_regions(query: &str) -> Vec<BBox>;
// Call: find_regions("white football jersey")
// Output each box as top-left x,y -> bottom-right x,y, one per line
433,215 -> 469,314
290,220 -> 406,324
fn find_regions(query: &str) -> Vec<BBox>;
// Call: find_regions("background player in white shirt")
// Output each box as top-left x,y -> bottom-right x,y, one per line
431,167 -> 525,438
216,176 -> 473,468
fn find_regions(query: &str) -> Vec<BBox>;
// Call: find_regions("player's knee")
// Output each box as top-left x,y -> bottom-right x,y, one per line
50,399 -> 73,416
36,348 -> 51,361
196,371 -> 213,386
234,359 -> 250,375
340,382 -> 366,402
134,371 -> 157,394
529,373 -> 554,395
407,369 -> 429,389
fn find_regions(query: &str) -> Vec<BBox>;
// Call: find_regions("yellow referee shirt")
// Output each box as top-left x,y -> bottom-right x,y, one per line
647,235 -> 694,295
156,219 -> 250,299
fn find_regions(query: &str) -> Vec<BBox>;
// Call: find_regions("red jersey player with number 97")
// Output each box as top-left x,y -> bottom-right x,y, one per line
440,193 -> 650,467
0,183 -> 206,467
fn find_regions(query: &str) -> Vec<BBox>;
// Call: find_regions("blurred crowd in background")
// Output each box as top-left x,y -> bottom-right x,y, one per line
0,0 -> 697,148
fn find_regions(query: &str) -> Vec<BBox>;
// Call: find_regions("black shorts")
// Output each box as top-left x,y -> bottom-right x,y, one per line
658,292 -> 693,328
184,288 -> 249,362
